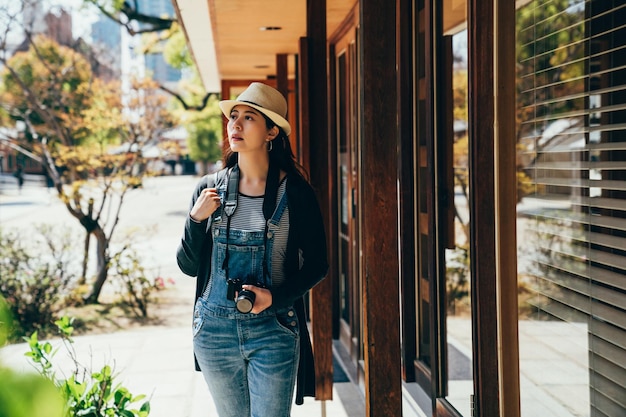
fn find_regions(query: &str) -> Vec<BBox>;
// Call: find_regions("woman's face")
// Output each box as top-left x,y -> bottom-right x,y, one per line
227,105 -> 277,154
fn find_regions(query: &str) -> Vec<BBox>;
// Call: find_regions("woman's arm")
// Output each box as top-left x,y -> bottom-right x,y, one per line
176,174 -> 215,277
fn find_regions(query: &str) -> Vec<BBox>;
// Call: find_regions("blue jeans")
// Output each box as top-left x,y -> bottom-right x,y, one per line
193,298 -> 300,417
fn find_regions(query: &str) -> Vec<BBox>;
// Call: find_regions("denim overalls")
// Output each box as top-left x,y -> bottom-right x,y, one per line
192,170 -> 300,417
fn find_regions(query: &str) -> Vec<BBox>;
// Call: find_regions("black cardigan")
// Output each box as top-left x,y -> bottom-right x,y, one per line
175,169 -> 329,405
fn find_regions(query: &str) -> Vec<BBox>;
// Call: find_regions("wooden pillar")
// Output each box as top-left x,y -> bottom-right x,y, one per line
276,54 -> 289,100
220,80 -> 230,150
467,0 -> 502,415
360,0 -> 401,415
306,0 -> 333,402
495,0 -> 520,416
298,38 -> 310,173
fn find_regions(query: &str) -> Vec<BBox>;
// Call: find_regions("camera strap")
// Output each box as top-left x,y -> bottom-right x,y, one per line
220,162 -> 279,284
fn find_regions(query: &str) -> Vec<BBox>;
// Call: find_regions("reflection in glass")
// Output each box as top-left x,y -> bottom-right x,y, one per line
445,29 -> 473,417
516,1 -> 626,416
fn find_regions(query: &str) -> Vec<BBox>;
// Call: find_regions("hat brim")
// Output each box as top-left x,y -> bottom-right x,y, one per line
219,100 -> 291,136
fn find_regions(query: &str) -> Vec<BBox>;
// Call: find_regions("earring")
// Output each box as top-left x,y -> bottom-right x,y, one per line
267,140 -> 273,152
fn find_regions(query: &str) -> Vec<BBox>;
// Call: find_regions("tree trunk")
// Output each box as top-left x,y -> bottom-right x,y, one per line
84,227 -> 109,304
79,232 -> 90,285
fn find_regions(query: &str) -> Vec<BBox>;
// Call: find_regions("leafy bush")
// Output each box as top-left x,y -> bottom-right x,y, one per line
110,247 -> 165,318
24,316 -> 151,417
0,225 -> 165,339
0,227 -> 79,341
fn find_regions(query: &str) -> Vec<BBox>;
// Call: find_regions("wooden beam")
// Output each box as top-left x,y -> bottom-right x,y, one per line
397,0 -> 417,383
495,0 -> 521,416
360,0 -> 402,415
467,0 -> 501,415
306,0 -> 333,402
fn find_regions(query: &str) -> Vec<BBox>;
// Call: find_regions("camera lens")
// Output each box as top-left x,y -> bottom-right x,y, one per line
235,290 -> 255,313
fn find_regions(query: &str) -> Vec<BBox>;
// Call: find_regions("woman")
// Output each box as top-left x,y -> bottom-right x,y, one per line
176,82 -> 328,417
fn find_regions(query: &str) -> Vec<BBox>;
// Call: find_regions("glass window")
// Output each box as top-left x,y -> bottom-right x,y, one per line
445,28 -> 473,417
516,1 -> 626,416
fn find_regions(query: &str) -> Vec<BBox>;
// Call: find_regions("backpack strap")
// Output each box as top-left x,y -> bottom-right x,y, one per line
210,167 -> 231,224
223,165 -> 240,217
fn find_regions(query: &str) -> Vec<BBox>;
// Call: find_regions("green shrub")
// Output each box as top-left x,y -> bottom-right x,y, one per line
0,225 -> 163,339
110,248 -> 161,318
0,227 -> 79,341
24,316 -> 151,417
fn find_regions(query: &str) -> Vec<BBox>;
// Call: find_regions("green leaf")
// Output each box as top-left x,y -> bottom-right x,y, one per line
132,394 -> 146,402
140,401 -> 151,413
55,316 -> 75,338
27,331 -> 39,347
114,387 -> 131,406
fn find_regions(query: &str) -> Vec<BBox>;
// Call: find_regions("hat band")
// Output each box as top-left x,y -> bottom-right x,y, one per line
240,100 -> 263,109
239,100 -> 286,118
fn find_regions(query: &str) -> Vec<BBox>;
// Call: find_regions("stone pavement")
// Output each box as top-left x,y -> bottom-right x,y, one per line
0,176 -> 360,417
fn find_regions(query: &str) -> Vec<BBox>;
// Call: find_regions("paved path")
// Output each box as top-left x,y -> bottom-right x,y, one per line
0,176 -> 355,417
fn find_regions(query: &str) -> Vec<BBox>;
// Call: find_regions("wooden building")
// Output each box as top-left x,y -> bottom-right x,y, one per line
172,1 -> 626,416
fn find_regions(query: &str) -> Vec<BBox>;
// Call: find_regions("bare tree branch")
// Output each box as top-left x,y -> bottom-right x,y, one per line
159,84 -> 215,111
89,0 -> 175,36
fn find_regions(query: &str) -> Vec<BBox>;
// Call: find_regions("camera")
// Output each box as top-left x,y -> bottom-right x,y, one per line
227,278 -> 260,313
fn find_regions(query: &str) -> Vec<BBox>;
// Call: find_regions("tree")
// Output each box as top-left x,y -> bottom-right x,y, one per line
185,94 -> 223,175
0,34 -> 176,303
82,0 -> 224,170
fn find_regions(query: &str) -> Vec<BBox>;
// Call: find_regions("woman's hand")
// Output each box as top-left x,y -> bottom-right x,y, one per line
241,285 -> 273,314
189,187 -> 221,222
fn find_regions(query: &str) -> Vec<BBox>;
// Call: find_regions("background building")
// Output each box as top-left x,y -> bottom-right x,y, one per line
91,16 -> 122,80
136,0 -> 181,86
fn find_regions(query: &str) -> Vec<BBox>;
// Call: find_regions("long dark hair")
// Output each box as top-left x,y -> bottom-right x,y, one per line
223,113 -> 309,182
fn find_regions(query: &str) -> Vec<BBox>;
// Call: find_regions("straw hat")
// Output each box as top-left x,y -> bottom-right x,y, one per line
219,82 -> 291,136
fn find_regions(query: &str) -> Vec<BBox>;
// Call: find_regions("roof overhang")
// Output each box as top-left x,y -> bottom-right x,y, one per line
172,0 -> 307,93
172,0 -> 356,93
172,0 -> 220,92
